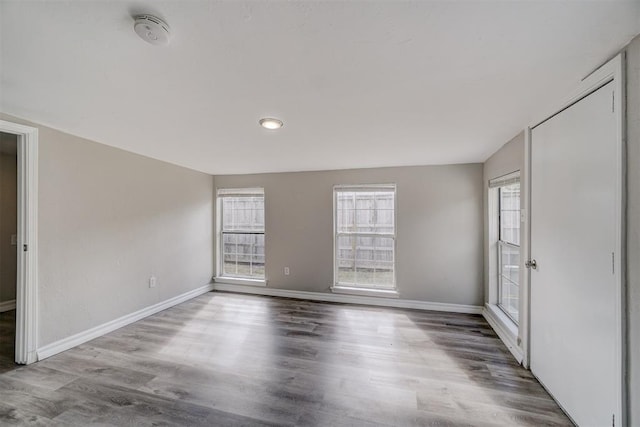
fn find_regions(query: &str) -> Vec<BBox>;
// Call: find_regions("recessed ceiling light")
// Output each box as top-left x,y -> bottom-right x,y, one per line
259,118 -> 284,130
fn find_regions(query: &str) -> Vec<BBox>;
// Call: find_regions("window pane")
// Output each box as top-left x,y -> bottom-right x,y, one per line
337,209 -> 355,233
499,183 -> 520,245
373,236 -> 395,287
222,233 -> 237,276
251,234 -> 265,277
337,235 -> 354,262
337,191 -> 395,235
499,243 -> 519,322
336,192 -> 354,233
505,281 -> 519,317
374,192 -> 394,233
335,187 -> 395,290
375,209 -> 394,234
222,195 -> 265,232
253,262 -> 265,277
352,236 -> 395,288
337,267 -> 355,284
374,270 -> 395,288
219,190 -> 265,280
354,192 -> 374,233
222,232 -> 264,279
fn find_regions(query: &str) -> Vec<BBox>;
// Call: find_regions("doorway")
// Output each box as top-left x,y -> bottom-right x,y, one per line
0,119 -> 38,365
0,132 -> 17,371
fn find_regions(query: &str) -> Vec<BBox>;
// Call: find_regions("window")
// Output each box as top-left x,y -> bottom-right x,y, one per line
334,185 -> 396,290
497,179 -> 520,323
218,188 -> 265,280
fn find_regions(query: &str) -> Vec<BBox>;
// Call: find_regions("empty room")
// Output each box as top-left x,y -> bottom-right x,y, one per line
0,1 -> 639,425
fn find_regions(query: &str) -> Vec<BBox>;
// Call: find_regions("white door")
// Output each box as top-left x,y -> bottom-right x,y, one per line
530,81 -> 619,426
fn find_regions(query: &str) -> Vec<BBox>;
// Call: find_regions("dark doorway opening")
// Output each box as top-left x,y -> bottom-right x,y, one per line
0,131 -> 18,372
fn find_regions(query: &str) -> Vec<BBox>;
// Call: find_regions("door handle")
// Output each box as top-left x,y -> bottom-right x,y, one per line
525,259 -> 537,270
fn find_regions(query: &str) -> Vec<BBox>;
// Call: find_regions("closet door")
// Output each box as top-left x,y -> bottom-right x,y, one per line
530,80 -> 619,426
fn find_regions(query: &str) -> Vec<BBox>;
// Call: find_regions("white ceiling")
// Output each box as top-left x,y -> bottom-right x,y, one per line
1,1 -> 639,175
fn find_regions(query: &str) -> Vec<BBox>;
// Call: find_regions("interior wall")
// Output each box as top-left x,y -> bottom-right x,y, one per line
482,132 -> 525,304
0,133 -> 17,304
0,114 -> 215,348
215,164 -> 484,306
625,33 -> 640,426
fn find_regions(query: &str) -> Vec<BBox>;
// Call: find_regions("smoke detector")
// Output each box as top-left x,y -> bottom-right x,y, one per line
134,15 -> 171,46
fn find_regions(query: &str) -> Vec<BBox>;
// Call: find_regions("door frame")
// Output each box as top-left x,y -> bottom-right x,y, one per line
0,119 -> 38,364
524,53 -> 626,422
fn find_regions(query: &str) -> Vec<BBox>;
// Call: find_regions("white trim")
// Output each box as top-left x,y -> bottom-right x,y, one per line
37,284 -> 214,361
522,128 -> 532,369
487,177 -> 524,359
331,285 -> 399,298
487,186 -> 499,307
483,303 -> 523,364
212,283 -> 482,314
333,183 -> 396,192
0,299 -> 17,313
526,53 -> 625,424
488,170 -> 521,188
615,53 -> 627,427
0,119 -> 38,365
217,187 -> 264,197
532,55 -> 622,130
214,277 -> 267,287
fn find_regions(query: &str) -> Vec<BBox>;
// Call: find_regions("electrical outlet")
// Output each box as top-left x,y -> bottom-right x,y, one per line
10,234 -> 17,246
149,276 -> 157,288
284,267 -> 290,276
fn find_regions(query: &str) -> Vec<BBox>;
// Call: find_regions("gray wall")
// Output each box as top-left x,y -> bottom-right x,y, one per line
215,164 -> 484,306
0,114 -> 214,347
482,132 -> 525,303
625,34 -> 640,426
0,135 -> 17,303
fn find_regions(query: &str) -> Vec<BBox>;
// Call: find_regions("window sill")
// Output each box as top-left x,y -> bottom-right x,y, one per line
214,277 -> 267,287
331,285 -> 399,298
484,303 -> 522,363
487,304 -> 518,335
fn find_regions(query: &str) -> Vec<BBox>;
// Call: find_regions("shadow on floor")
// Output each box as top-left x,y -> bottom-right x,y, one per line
0,309 -> 17,373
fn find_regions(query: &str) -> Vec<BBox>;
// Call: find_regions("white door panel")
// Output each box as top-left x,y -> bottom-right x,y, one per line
530,81 -> 618,426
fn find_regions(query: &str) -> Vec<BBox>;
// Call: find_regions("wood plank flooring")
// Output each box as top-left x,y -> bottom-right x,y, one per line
0,292 -> 571,426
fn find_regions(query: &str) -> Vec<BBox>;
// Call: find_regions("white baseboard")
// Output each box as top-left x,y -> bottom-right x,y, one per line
37,284 -> 214,361
212,283 -> 483,314
483,304 -> 523,364
0,299 -> 16,312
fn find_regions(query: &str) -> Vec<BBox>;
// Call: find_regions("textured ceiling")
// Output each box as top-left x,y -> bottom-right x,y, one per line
1,1 -> 639,174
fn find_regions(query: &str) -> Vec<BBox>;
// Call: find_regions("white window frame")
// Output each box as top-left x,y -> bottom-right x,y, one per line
485,171 -> 522,362
215,187 -> 266,286
497,179 -> 521,324
331,184 -> 398,298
